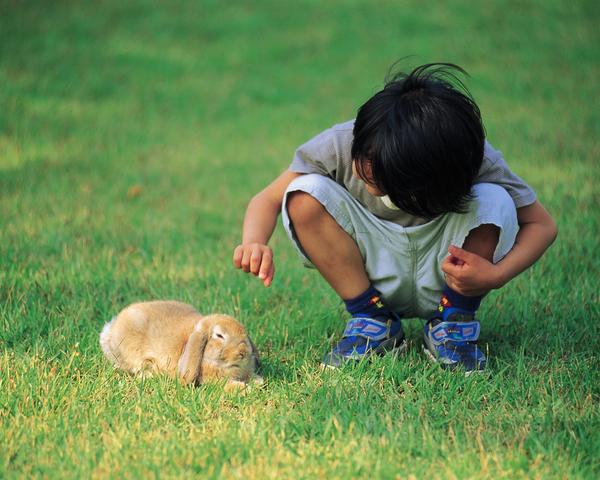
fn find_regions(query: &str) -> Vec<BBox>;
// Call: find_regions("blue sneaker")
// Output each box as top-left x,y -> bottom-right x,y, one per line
423,313 -> 486,374
322,313 -> 406,368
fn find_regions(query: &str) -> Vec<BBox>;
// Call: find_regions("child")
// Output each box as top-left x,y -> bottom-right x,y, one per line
233,63 -> 557,374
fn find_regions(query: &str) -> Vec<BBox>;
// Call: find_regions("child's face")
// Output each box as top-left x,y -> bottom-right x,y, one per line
352,160 -> 385,197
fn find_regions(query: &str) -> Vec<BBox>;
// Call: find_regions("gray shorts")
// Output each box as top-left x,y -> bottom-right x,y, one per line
282,174 -> 518,319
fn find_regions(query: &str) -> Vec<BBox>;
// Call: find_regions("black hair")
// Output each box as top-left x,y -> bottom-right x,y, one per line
351,63 -> 485,219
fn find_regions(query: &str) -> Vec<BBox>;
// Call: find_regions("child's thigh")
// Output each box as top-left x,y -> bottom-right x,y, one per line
415,183 -> 519,318
282,173 -> 402,262
282,174 -> 417,313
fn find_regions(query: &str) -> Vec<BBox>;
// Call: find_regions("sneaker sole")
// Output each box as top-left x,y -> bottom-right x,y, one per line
421,343 -> 485,377
320,337 -> 408,370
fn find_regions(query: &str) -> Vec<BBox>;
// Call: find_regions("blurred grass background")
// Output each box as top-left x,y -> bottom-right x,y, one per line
1,0 -> 599,478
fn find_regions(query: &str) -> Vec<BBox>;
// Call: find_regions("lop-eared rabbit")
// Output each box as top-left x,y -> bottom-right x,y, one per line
100,301 -> 261,389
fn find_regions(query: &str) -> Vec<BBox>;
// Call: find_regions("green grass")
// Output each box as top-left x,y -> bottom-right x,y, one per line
1,0 -> 599,478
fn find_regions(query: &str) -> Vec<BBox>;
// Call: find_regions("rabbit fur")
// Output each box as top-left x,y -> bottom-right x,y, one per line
100,301 -> 262,388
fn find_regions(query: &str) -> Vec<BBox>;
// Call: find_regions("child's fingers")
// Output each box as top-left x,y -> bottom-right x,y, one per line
258,250 -> 273,280
233,245 -> 245,268
240,248 -> 253,273
250,250 -> 263,275
441,256 -> 462,276
262,264 -> 275,287
443,262 -> 475,284
444,273 -> 467,294
448,254 -> 465,266
448,245 -> 477,264
444,275 -> 456,290
234,244 -> 273,279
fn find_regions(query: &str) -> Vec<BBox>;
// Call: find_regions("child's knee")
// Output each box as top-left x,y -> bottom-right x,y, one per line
286,190 -> 325,226
463,223 -> 501,262
284,174 -> 337,226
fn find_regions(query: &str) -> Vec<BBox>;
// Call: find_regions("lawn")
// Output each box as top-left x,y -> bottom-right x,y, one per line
1,0 -> 599,478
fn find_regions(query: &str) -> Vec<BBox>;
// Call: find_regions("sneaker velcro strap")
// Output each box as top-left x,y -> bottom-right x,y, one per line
429,321 -> 480,346
342,318 -> 389,341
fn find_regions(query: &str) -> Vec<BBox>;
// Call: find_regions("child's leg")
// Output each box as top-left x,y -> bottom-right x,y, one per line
421,183 -> 519,374
436,223 -> 499,320
282,174 -> 408,366
282,174 -> 417,311
286,190 -> 370,300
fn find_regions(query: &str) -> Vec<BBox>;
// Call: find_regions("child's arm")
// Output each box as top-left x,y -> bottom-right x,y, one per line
233,170 -> 303,287
441,200 -> 558,296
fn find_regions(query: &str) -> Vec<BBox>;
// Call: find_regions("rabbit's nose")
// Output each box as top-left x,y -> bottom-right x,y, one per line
237,345 -> 249,359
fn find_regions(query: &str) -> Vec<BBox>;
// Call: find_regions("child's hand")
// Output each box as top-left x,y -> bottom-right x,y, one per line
233,243 -> 275,287
441,245 -> 502,296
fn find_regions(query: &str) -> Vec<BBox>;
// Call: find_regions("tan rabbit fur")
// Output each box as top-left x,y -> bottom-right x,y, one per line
100,301 -> 261,388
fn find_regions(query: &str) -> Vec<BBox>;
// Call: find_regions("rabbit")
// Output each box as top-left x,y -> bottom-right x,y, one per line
99,300 -> 262,389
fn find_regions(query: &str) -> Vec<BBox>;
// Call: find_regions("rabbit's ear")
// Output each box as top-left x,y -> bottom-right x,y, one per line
249,337 -> 261,368
177,328 -> 208,385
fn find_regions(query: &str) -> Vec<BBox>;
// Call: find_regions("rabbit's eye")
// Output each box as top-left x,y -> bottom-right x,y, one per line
215,333 -> 225,340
